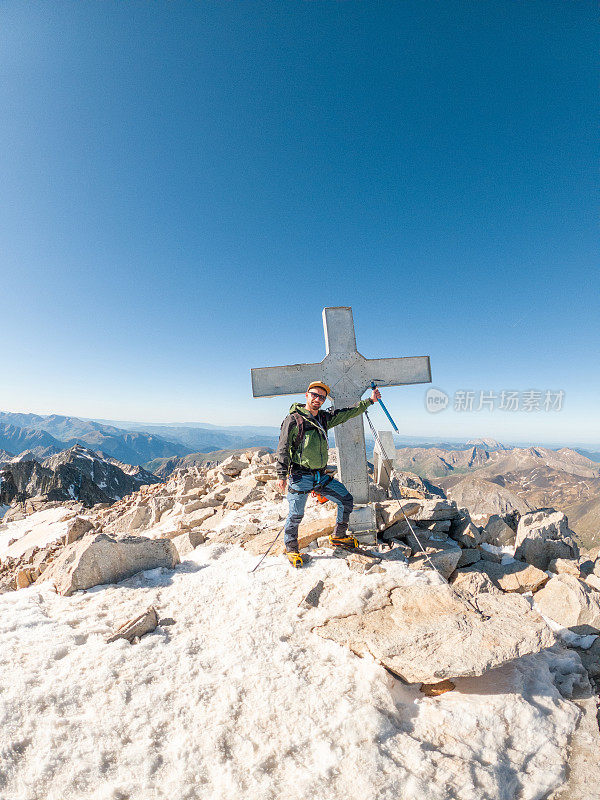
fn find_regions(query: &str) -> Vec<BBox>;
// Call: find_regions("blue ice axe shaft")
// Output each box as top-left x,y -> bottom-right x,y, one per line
370,380 -> 399,433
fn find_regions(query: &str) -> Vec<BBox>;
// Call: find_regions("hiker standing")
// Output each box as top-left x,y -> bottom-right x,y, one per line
275,381 -> 381,565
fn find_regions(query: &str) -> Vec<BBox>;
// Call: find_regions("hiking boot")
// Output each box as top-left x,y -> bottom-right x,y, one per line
329,535 -> 360,549
286,552 -> 306,568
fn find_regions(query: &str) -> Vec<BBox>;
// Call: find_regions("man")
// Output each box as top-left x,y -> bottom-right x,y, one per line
276,380 -> 381,566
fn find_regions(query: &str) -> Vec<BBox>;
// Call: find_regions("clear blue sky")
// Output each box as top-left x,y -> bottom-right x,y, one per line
1,1 -> 598,445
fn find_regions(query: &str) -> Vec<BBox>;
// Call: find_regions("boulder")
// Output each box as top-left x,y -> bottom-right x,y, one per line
415,520 -> 451,534
64,516 -> 94,545
38,533 -> 180,596
459,560 -> 549,594
242,514 -> 336,556
456,548 -> 481,568
574,636 -> 600,679
181,506 -> 215,528
224,477 -> 262,507
171,530 -> 206,559
481,515 -> 516,547
548,558 -> 580,577
379,519 -> 412,542
450,521 -> 482,548
412,499 -> 459,522
534,574 -> 600,633
585,573 -> 600,592
479,546 -> 504,564
16,569 -> 33,589
451,569 -> 501,595
376,500 -> 420,531
219,457 -> 249,477
115,504 -> 154,533
313,584 -> 554,684
514,510 -> 579,571
384,541 -> 412,560
407,537 -> 462,579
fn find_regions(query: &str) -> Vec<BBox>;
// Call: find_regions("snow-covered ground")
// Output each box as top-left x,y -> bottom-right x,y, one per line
0,507 -> 75,560
0,536 -> 584,800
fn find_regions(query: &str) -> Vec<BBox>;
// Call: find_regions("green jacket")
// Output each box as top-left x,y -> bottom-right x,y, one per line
275,398 -> 374,478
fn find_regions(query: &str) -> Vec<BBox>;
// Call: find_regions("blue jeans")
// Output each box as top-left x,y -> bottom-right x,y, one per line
283,471 -> 353,550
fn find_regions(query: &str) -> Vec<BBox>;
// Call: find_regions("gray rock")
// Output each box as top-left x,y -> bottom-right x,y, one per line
479,546 -> 504,564
534,574 -> 600,634
313,584 -> 554,684
515,510 -> 579,571
407,537 -> 462,579
376,500 -> 421,531
574,636 -> 600,679
457,548 -> 481,568
379,519 -> 412,542
382,541 -> 412,560
301,580 -> 325,608
450,521 -> 482,548
38,533 -> 180,596
413,499 -> 459,522
481,515 -> 516,547
415,520 -> 451,534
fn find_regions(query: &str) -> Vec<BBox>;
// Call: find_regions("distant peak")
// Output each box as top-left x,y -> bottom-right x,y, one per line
465,438 -> 505,450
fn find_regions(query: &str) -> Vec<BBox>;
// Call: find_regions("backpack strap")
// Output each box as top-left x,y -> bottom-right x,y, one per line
291,412 -> 305,454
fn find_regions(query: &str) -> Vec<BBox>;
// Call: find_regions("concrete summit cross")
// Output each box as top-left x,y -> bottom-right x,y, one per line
251,307 -> 431,518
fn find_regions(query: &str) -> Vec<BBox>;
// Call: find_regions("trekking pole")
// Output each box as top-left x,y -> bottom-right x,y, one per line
249,526 -> 284,573
370,380 -> 399,432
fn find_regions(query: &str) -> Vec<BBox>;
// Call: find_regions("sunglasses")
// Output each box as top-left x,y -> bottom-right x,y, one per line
308,391 -> 327,401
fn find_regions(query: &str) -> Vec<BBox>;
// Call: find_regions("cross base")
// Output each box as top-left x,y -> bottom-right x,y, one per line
349,505 -> 377,546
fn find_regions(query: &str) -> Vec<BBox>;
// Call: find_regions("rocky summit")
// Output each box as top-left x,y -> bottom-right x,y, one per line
0,447 -> 599,800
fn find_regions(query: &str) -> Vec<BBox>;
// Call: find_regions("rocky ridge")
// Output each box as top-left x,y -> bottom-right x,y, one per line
0,444 -> 161,514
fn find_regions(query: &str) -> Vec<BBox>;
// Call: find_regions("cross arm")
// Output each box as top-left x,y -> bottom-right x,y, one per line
364,356 -> 431,388
251,362 -> 324,398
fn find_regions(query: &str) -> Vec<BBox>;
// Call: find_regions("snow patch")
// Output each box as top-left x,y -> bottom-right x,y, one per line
0,507 -> 75,561
0,542 -> 581,800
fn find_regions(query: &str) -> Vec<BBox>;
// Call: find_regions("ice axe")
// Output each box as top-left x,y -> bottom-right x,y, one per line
370,380 -> 399,433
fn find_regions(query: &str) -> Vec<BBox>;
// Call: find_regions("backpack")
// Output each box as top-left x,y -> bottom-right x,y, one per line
289,411 -> 327,457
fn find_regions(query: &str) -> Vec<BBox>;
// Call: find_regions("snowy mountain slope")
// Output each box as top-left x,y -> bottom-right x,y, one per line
0,540 -> 584,800
0,445 -> 161,509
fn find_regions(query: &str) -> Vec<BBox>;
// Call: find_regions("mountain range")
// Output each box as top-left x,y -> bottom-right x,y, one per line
394,444 -> 600,548
0,412 -> 278,465
0,444 -> 160,509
